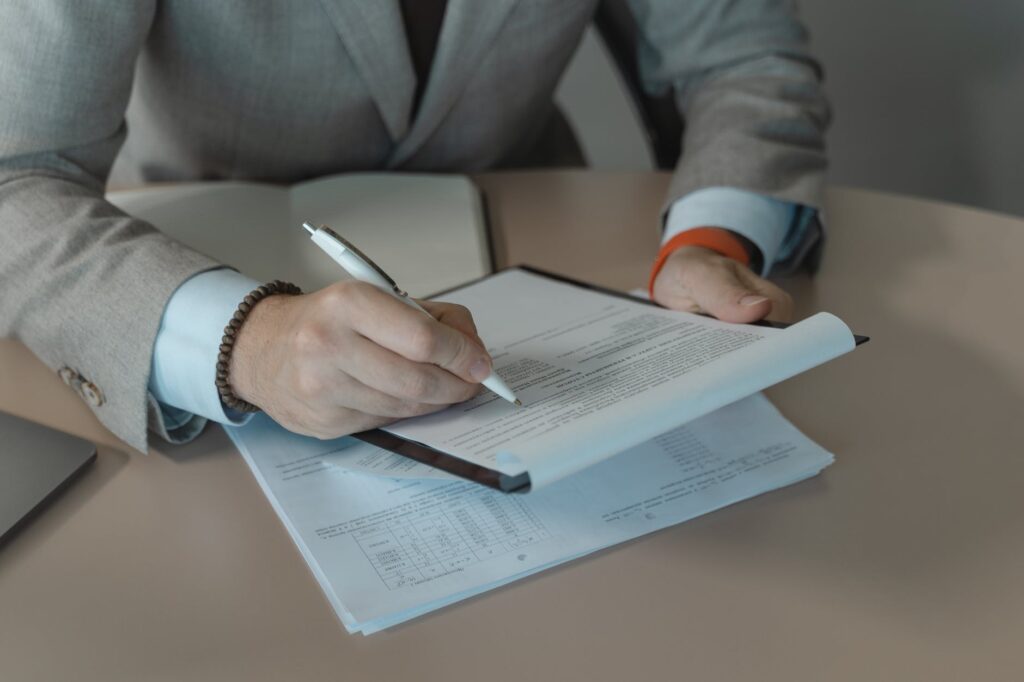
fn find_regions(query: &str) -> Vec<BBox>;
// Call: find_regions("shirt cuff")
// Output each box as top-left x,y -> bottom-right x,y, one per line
776,203 -> 820,265
664,187 -> 797,277
149,268 -> 263,426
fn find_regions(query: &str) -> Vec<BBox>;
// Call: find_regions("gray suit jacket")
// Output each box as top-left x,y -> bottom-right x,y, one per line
0,0 -> 829,452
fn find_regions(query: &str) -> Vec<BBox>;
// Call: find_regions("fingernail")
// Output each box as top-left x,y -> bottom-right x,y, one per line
469,357 -> 492,382
740,295 -> 769,306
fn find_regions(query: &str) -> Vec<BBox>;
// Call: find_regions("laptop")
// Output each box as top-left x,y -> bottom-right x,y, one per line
0,411 -> 97,545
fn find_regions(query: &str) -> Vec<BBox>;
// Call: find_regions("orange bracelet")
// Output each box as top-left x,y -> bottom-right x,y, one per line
647,227 -> 751,298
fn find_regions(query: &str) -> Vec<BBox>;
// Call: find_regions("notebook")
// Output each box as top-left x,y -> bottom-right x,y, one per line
106,172 -> 492,296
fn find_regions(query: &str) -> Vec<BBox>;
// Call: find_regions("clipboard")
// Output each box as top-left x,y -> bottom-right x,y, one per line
352,266 -> 869,493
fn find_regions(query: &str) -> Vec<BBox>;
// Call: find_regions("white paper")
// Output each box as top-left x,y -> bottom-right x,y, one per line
313,438 -> 454,480
384,269 -> 855,488
227,394 -> 834,634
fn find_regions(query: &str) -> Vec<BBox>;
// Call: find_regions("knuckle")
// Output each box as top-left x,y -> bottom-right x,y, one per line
345,279 -> 378,301
320,282 -> 353,308
293,367 -> 325,400
326,280 -> 374,312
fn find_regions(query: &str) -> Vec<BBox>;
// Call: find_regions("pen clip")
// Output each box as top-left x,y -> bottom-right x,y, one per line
313,224 -> 409,297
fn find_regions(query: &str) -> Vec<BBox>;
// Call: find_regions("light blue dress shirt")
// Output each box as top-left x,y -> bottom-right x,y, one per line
148,189 -> 811,430
149,267 -> 263,436
663,187 -> 800,276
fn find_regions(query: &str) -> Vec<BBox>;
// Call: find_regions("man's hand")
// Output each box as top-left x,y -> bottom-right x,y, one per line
228,280 -> 491,439
652,245 -> 793,323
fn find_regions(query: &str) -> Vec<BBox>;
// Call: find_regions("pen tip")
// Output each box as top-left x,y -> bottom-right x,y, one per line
301,221 -> 316,235
514,399 -> 523,407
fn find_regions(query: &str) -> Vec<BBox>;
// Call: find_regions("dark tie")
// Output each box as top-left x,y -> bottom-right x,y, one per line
398,0 -> 449,117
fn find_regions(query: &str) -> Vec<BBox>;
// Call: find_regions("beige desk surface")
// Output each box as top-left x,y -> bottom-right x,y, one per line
2,171 -> 1022,681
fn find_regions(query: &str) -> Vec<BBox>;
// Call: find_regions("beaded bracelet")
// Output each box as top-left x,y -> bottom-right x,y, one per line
215,280 -> 302,413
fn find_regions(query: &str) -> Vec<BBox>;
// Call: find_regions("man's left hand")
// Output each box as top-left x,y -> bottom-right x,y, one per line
652,245 -> 794,323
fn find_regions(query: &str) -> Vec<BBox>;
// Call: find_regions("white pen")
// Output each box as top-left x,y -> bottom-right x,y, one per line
300,222 -> 522,407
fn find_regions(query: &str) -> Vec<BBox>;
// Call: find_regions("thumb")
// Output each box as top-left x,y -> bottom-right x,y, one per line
350,285 -> 493,383
424,322 -> 494,383
689,261 -> 773,323
419,300 -> 486,348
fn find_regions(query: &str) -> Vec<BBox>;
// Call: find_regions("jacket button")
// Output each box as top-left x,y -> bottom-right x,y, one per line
58,366 -> 78,387
80,381 -> 105,408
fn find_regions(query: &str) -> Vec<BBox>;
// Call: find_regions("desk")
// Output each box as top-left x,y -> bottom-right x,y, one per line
2,171 -> 1022,681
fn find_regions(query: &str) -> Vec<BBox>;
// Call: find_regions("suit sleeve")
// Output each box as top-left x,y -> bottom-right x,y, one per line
628,0 -> 830,224
0,2 -> 221,452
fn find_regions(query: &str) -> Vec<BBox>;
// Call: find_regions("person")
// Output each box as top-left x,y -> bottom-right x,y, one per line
0,1 -> 829,452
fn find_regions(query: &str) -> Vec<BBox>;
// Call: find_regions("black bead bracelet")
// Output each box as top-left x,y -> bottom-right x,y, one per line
215,280 -> 302,413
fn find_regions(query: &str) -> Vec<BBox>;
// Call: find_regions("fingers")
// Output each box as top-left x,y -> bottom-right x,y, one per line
328,376 -> 447,420
282,364 -> 450,437
347,284 -> 493,383
341,333 -> 481,405
654,247 -> 794,323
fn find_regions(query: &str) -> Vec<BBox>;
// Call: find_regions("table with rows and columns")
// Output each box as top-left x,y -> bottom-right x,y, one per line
1,171 -> 1022,681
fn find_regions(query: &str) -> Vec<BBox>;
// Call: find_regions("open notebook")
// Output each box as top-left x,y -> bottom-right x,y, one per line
357,267 -> 866,492
106,172 -> 492,296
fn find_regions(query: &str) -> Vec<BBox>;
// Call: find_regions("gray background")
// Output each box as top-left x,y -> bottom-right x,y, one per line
556,0 -> 1024,217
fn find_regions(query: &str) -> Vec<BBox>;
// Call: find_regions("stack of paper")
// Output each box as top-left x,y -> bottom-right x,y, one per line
369,268 -> 856,491
227,393 -> 833,634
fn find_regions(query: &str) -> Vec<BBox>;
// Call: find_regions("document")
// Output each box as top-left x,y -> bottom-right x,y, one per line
381,268 -> 856,489
227,394 -> 835,634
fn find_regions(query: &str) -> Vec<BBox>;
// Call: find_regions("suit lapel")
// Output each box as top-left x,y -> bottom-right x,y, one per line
388,0 -> 519,167
316,0 -> 416,141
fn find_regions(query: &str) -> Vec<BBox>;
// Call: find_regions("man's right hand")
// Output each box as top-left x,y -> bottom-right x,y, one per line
228,280 -> 493,438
